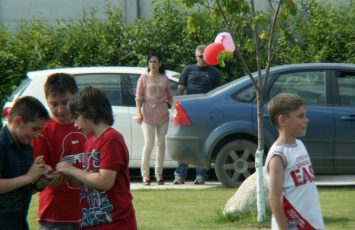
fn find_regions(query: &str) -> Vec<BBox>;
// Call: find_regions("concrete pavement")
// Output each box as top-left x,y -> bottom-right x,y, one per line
130,180 -> 224,190
315,175 -> 355,187
130,175 -> 355,190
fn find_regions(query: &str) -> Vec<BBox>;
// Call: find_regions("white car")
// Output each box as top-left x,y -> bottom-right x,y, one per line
2,66 -> 180,168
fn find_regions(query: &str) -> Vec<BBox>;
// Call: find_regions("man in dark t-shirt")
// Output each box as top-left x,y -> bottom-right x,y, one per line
173,45 -> 222,185
178,64 -> 221,95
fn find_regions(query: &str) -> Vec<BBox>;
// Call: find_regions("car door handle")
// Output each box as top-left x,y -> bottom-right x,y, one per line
341,115 -> 355,121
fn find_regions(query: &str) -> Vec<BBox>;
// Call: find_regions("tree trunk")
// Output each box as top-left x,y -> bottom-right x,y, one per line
256,89 -> 266,222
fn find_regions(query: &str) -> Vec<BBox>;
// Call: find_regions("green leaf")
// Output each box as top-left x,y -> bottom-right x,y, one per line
259,31 -> 269,40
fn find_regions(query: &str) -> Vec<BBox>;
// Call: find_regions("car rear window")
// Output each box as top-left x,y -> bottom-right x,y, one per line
7,78 -> 31,101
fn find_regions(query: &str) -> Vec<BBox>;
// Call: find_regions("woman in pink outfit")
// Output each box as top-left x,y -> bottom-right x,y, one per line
135,52 -> 173,185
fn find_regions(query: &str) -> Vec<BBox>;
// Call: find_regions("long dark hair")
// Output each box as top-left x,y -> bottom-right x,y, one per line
147,52 -> 165,74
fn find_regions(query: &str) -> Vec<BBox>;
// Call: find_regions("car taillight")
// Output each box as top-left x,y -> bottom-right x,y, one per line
173,101 -> 191,126
3,107 -> 11,119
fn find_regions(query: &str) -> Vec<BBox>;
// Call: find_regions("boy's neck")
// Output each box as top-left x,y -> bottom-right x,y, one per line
52,117 -> 74,124
277,132 -> 297,145
93,123 -> 110,139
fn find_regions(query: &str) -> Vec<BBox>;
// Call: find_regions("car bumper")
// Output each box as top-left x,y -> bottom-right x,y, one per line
166,135 -> 209,168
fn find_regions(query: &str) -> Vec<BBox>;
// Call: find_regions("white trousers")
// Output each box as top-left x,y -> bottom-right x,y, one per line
141,122 -> 168,180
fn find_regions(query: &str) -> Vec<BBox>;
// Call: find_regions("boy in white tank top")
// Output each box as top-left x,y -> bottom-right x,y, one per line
264,93 -> 324,230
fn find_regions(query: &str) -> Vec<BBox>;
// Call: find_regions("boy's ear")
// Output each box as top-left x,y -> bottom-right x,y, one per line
13,115 -> 24,125
277,114 -> 286,126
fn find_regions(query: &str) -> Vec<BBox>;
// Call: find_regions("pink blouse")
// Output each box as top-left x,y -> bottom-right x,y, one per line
135,73 -> 173,126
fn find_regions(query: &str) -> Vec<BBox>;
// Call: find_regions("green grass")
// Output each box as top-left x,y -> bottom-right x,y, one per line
319,188 -> 355,229
28,187 -> 355,229
132,188 -> 269,230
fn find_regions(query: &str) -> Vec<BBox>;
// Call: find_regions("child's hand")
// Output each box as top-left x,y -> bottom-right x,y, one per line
33,155 -> 45,165
44,164 -> 53,175
56,161 -> 74,176
46,171 -> 67,187
34,177 -> 51,191
27,156 -> 47,182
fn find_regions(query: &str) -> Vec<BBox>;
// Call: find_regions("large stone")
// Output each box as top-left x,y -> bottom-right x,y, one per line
224,172 -> 269,214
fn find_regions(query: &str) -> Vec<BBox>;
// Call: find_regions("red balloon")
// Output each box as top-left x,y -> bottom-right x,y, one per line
203,43 -> 225,65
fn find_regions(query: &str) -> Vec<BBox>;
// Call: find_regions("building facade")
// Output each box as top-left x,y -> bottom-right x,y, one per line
0,0 -> 352,33
0,0 -> 155,32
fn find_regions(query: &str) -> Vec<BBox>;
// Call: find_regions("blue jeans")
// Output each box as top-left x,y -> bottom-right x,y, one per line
174,162 -> 208,181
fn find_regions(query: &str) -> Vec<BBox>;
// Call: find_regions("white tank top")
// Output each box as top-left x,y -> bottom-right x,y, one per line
264,139 -> 324,230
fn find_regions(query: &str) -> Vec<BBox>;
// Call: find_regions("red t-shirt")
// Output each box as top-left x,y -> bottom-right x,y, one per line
80,128 -> 137,230
32,119 -> 87,224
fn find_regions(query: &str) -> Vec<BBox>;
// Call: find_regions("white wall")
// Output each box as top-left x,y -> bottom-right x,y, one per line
0,0 -> 351,33
0,0 -> 155,32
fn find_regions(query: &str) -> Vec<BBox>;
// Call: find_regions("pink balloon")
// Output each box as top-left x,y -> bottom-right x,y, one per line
214,32 -> 235,52
203,43 -> 225,66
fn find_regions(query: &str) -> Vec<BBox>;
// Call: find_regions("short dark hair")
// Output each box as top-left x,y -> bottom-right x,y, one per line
147,51 -> 165,74
44,73 -> 78,98
69,86 -> 114,126
8,96 -> 49,123
268,93 -> 305,128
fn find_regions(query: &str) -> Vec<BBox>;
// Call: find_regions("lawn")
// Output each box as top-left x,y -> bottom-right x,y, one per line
28,187 -> 355,229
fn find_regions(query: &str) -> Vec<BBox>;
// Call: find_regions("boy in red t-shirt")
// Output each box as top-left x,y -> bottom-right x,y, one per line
56,86 -> 137,230
32,73 -> 87,229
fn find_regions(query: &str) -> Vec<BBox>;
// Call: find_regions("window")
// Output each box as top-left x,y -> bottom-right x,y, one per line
233,85 -> 256,102
74,74 -> 124,106
131,74 -> 140,96
269,71 -> 326,104
337,72 -> 355,106
9,78 -> 31,100
169,79 -> 178,96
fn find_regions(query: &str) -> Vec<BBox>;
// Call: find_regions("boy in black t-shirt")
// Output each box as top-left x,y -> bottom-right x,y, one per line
0,96 -> 50,230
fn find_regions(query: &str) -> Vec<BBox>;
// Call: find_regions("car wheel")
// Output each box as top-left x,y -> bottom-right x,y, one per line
215,139 -> 257,188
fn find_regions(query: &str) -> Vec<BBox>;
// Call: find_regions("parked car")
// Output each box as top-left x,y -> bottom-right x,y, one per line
166,63 -> 355,188
2,66 -> 180,168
